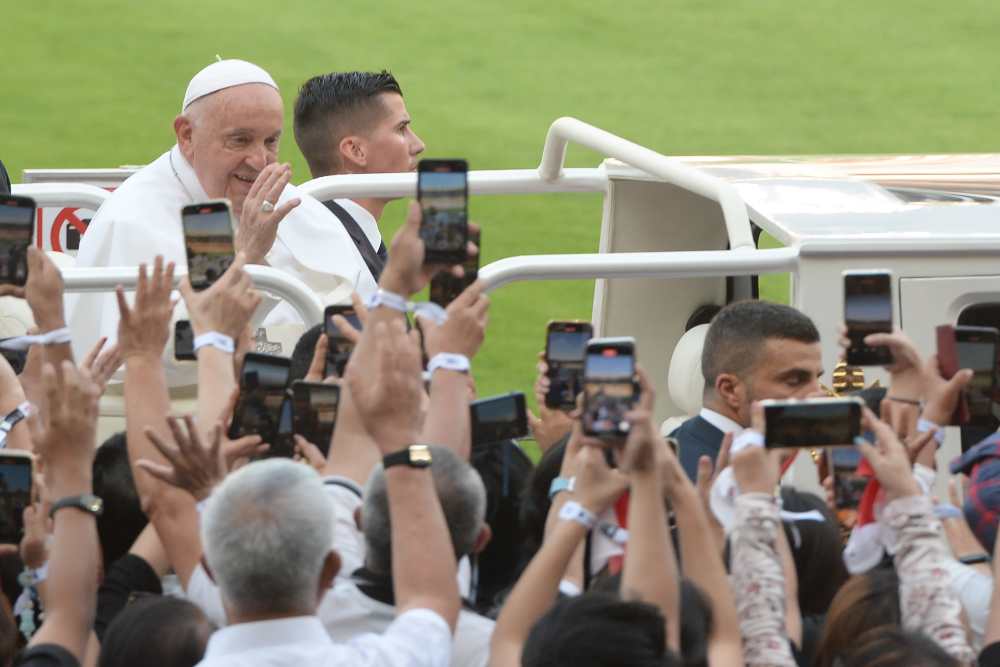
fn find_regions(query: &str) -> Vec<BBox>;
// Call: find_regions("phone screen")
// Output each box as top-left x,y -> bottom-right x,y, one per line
419,162 -> 468,262
229,354 -> 291,444
324,306 -> 362,377
471,392 -> 528,446
764,400 -> 862,448
956,331 -> 998,419
292,382 -> 340,456
182,203 -> 235,290
0,197 -> 34,287
545,325 -> 593,410
174,320 -> 195,361
830,446 -> 866,511
844,272 -> 892,365
0,455 -> 32,544
583,341 -> 636,437
429,228 -> 480,307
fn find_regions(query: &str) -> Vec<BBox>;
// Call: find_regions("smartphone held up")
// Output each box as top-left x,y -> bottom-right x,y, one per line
843,270 -> 893,366
544,321 -> 593,411
418,159 -> 468,266
762,397 -> 863,449
582,337 -> 638,439
0,195 -> 35,288
182,200 -> 236,291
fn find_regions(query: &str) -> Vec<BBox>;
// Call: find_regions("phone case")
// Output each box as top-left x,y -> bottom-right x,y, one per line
936,325 -> 970,425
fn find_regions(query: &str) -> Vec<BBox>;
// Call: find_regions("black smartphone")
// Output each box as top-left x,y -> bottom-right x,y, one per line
0,451 -> 32,545
762,397 -> 863,448
291,381 -> 341,457
181,200 -> 235,291
844,270 -> 893,366
418,159 -> 468,265
324,305 -> 363,378
956,325 -> 999,423
228,353 -> 292,446
582,337 -> 637,438
828,446 -> 866,511
174,320 -> 195,361
0,345 -> 26,375
0,195 -> 35,288
470,392 -> 528,446
429,227 -> 480,307
545,321 -> 594,410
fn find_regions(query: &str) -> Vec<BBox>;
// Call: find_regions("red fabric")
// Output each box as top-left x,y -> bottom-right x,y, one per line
855,458 -> 880,525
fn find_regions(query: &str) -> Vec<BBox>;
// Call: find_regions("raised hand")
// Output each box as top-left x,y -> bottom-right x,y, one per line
417,281 -> 489,358
346,319 -> 425,454
115,256 -> 176,362
27,362 -> 101,486
179,253 -> 261,339
853,407 -> 921,501
236,163 -> 300,264
20,493 -> 51,569
380,201 -> 479,298
24,247 -> 66,332
137,417 -> 262,501
731,403 -> 781,495
80,337 -> 123,395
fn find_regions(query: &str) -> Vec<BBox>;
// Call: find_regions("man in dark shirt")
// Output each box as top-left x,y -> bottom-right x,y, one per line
671,300 -> 825,480
293,71 -> 426,285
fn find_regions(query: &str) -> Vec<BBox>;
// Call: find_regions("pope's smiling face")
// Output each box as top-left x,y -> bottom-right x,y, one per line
174,83 -> 284,217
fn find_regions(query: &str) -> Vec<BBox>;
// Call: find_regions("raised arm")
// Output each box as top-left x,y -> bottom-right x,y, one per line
346,319 -> 459,628
491,424 -> 626,667
416,280 -> 489,459
25,361 -> 102,661
618,368 -> 680,652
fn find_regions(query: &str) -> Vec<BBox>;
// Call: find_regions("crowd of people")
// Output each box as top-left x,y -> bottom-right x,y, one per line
1,58 -> 1000,667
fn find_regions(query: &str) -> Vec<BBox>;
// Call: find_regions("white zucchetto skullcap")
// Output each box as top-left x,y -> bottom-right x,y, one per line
182,59 -> 279,111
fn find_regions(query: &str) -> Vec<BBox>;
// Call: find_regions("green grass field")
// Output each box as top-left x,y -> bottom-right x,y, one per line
5,0 -> 1000,417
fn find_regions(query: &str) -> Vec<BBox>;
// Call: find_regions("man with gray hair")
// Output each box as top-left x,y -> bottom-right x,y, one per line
320,446 -> 495,667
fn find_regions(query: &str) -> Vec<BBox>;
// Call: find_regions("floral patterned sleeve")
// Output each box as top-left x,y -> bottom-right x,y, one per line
882,494 -> 975,664
730,492 -> 796,667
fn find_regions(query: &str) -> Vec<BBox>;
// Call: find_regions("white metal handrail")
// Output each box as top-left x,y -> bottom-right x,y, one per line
298,167 -> 607,200
11,183 -> 110,211
60,265 -> 324,325
478,247 -> 799,291
537,117 -> 754,250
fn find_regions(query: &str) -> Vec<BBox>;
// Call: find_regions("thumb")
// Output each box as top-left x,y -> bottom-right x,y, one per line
695,455 -> 714,493
950,368 -> 974,392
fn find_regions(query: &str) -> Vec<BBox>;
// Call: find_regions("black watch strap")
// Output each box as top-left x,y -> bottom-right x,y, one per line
959,553 -> 991,566
49,494 -> 104,519
383,445 -> 432,469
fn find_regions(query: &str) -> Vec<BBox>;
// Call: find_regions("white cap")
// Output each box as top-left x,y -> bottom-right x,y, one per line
182,59 -> 278,111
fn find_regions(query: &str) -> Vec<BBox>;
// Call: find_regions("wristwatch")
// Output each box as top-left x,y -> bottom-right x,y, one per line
49,494 -> 104,519
383,445 -> 433,470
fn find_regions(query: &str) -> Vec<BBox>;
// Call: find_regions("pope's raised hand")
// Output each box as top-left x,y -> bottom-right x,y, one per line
236,163 -> 300,264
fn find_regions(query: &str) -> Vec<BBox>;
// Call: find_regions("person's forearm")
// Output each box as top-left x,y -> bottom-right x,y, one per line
885,494 -> 975,663
730,493 -> 796,667
323,386 -> 381,486
671,483 -> 743,664
386,466 -> 460,629
30,471 -> 99,659
622,472 -> 680,651
491,517 -> 589,667
421,371 -> 470,460
0,371 -> 30,451
195,347 -> 236,437
775,526 -> 803,648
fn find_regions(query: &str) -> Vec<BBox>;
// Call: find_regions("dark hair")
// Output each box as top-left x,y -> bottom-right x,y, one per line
93,433 -> 147,570
98,596 -> 215,667
700,300 -> 819,388
290,323 -> 323,383
522,591 -> 680,667
779,486 -> 849,615
678,580 -> 713,667
469,440 -> 535,612
813,567 -> 902,667
518,437 -> 569,571
838,628 -> 960,667
0,598 -> 17,667
293,70 -> 403,177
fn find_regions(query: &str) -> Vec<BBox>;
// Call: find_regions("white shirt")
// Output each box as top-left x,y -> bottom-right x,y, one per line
67,146 -> 372,382
699,407 -> 744,435
196,612 -> 451,667
323,581 -> 492,667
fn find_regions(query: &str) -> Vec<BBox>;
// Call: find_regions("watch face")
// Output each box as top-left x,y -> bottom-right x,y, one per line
408,445 -> 432,467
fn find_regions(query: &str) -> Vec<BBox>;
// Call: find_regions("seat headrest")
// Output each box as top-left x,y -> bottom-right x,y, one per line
667,324 -> 709,417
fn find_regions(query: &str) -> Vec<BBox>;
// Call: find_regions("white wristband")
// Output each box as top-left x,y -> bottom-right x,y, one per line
424,353 -> 470,381
733,429 -> 765,452
193,332 -> 235,355
917,418 -> 946,446
366,289 -> 449,326
559,500 -> 597,530
0,327 -> 72,351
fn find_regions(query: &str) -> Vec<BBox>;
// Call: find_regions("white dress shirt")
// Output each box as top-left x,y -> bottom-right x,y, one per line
323,581 -> 493,667
195,612 -> 451,667
67,146 -> 369,383
698,407 -> 744,435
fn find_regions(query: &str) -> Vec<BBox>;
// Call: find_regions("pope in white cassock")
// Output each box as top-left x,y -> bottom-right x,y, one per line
67,59 -> 378,382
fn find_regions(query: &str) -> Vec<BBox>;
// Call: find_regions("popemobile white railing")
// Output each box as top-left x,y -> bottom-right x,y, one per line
13,118 -> 787,325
